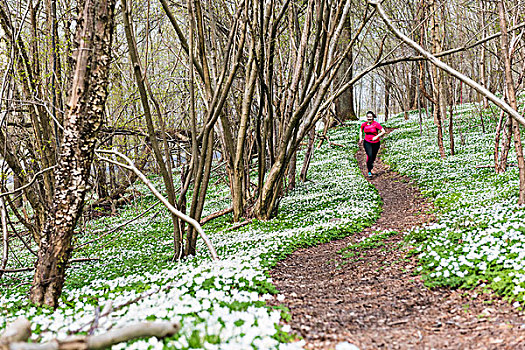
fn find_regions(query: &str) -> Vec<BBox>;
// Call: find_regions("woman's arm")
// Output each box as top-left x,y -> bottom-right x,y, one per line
358,125 -> 363,142
372,127 -> 386,141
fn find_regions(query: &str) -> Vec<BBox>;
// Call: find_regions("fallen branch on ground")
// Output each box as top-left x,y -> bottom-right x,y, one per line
475,163 -> 518,168
0,317 -> 179,350
329,141 -> 345,148
0,318 -> 31,345
223,219 -> 253,233
201,207 -> 233,225
75,200 -> 161,249
317,134 -> 345,148
0,258 -> 100,274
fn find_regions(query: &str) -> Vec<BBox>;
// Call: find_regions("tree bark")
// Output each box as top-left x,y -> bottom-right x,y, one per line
300,127 -> 316,182
498,0 -> 525,204
120,0 -> 182,258
30,0 -> 116,308
0,198 -> 8,280
480,0 -> 489,109
384,75 -> 391,121
448,84 -> 455,156
428,0 -> 446,158
232,50 -> 258,221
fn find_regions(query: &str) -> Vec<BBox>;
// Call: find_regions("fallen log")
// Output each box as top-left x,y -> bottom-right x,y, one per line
0,317 -> 180,350
0,318 -> 31,345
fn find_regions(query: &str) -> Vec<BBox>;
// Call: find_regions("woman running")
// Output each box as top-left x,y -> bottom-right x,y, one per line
359,111 -> 386,177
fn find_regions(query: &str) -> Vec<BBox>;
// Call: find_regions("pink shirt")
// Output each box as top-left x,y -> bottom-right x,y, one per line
361,121 -> 383,143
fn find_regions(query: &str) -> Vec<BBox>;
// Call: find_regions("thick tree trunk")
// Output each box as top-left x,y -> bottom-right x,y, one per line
334,17 -> 357,121
30,0 -> 116,308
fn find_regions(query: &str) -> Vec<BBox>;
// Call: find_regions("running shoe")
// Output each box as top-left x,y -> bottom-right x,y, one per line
368,172 -> 372,177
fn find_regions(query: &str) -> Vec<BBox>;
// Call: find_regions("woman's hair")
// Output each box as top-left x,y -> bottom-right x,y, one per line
366,110 -> 376,119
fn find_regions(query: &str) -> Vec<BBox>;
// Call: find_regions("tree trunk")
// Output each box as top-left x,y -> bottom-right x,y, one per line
494,110 -> 507,173
429,0 -> 446,158
232,53 -> 258,221
334,16 -> 357,121
384,76 -> 391,122
448,85 -> 455,156
300,127 -> 316,182
30,0 -> 116,308
498,0 -> 525,204
13,176 -> 22,208
0,198 -> 8,279
120,0 -> 182,258
480,0 -> 489,109
287,150 -> 297,191
407,64 -> 417,111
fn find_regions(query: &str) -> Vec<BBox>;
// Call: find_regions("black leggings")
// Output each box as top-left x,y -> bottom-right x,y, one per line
363,140 -> 380,172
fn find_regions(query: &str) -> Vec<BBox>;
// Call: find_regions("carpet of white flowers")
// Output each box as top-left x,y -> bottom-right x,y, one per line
0,126 -> 381,349
383,105 -> 525,305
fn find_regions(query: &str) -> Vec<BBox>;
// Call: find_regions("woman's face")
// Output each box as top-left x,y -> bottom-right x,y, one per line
366,114 -> 374,123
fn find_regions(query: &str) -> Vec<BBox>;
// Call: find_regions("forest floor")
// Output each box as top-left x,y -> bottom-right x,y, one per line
269,139 -> 525,349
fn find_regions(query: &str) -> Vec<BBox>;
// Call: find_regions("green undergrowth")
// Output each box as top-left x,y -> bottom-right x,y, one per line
382,101 -> 525,307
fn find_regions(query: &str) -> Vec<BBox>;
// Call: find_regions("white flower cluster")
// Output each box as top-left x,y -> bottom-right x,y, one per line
1,126 -> 381,349
384,106 -> 525,302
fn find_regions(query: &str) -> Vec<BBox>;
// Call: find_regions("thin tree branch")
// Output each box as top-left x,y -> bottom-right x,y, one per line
0,166 -> 57,199
378,21 -> 525,67
95,149 -> 219,260
369,0 -> 525,127
75,200 -> 161,249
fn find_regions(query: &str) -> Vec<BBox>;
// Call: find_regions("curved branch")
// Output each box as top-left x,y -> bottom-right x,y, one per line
378,21 -> 525,67
95,149 -> 219,261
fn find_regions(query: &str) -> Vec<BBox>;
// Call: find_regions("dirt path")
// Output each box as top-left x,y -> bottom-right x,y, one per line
269,143 -> 525,349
